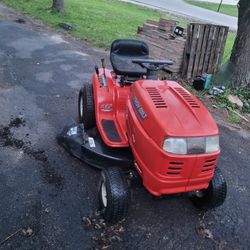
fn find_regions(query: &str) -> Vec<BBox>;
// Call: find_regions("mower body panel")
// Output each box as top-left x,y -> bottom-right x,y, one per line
126,79 -> 220,195
129,80 -> 218,144
127,99 -> 220,195
92,69 -> 129,147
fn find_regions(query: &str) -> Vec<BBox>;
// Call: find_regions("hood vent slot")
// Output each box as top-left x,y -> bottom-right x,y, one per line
167,162 -> 183,175
174,87 -> 200,108
202,158 -> 216,173
146,87 -> 167,109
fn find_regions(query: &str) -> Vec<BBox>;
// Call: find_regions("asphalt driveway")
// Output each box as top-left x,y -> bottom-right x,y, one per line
0,20 -> 249,250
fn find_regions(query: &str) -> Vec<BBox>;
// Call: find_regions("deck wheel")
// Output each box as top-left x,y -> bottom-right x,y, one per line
98,167 -> 130,223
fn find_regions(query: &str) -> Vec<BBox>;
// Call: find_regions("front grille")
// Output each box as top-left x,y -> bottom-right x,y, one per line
146,87 -> 167,109
174,87 -> 200,108
167,161 -> 183,175
202,158 -> 216,173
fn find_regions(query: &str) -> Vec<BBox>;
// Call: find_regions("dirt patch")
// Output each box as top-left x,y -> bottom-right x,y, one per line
40,161 -> 64,188
9,117 -> 26,128
24,148 -> 48,163
0,117 -> 26,149
83,211 -> 125,250
0,117 -> 64,188
0,117 -> 47,161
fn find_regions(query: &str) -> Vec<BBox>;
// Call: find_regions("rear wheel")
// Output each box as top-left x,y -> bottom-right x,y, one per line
189,167 -> 227,210
78,84 -> 95,129
98,167 -> 130,223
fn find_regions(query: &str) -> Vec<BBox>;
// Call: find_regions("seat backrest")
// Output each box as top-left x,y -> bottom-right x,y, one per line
110,39 -> 149,77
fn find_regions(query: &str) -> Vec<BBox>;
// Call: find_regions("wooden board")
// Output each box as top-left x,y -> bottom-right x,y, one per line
137,19 -> 186,74
137,20 -> 228,77
183,23 -> 229,79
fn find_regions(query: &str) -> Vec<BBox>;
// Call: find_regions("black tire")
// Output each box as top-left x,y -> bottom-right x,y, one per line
190,167 -> 227,210
78,84 -> 95,129
98,167 -> 130,223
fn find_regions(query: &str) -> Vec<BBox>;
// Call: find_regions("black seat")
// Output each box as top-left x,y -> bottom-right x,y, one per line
110,39 -> 149,77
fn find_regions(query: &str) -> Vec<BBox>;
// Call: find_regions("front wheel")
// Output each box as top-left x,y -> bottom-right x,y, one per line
98,167 -> 130,223
78,84 -> 95,129
189,167 -> 227,210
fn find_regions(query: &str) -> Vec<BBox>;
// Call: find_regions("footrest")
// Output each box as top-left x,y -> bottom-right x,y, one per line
101,119 -> 121,143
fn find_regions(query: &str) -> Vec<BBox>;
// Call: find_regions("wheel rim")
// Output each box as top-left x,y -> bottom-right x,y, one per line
189,190 -> 206,199
101,182 -> 107,208
194,190 -> 205,198
79,95 -> 84,119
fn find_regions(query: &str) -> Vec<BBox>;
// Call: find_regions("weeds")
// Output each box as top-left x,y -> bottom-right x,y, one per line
215,87 -> 250,113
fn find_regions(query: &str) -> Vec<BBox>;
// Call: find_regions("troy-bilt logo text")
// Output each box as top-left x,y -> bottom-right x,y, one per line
132,95 -> 147,120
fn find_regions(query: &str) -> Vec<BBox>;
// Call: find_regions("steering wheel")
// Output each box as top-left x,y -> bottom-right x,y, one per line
132,58 -> 173,71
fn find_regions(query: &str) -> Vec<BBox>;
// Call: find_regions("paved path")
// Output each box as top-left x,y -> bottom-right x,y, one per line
198,0 -> 237,4
122,0 -> 238,30
0,16 -> 249,249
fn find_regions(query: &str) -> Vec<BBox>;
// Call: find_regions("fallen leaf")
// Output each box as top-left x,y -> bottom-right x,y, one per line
21,227 -> 33,236
197,226 -> 213,240
203,229 -> 213,239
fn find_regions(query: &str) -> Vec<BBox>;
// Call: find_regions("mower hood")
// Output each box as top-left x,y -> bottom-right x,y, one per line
130,80 -> 219,146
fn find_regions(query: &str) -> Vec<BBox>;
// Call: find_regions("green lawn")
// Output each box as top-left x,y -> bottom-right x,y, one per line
185,0 -> 238,17
223,32 -> 235,62
1,0 -> 168,47
1,0 -> 235,62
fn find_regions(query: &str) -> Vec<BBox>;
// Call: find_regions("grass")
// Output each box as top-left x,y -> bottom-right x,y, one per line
212,87 -> 250,125
215,87 -> 250,113
0,0 -> 174,48
1,0 -> 235,61
228,111 -> 241,123
185,0 -> 238,17
223,32 -> 235,62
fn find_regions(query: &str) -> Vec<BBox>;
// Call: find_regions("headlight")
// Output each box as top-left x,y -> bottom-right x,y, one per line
163,136 -> 219,155
206,136 -> 219,153
163,138 -> 187,154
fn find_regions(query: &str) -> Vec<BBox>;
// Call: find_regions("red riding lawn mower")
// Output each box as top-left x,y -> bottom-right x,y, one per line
58,39 -> 227,223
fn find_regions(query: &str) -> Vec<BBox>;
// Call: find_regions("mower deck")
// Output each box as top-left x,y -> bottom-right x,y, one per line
57,124 -> 133,170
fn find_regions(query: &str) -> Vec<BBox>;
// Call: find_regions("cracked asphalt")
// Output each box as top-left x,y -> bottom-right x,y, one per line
0,18 -> 250,250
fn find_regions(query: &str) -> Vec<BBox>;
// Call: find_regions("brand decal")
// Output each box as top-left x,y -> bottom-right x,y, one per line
100,104 -> 113,112
132,95 -> 148,120
88,137 -> 96,148
67,126 -> 78,136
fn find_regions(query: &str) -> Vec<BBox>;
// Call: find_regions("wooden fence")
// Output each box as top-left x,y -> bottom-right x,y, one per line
182,23 -> 229,79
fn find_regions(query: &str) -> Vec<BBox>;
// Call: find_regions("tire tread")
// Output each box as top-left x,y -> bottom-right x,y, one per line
78,84 -> 95,129
99,167 -> 130,223
190,167 -> 227,210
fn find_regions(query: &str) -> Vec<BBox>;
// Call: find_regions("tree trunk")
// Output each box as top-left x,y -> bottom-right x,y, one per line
229,0 -> 250,88
52,0 -> 64,13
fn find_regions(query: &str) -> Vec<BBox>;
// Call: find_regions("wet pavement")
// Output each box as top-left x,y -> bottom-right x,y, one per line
0,20 -> 249,249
